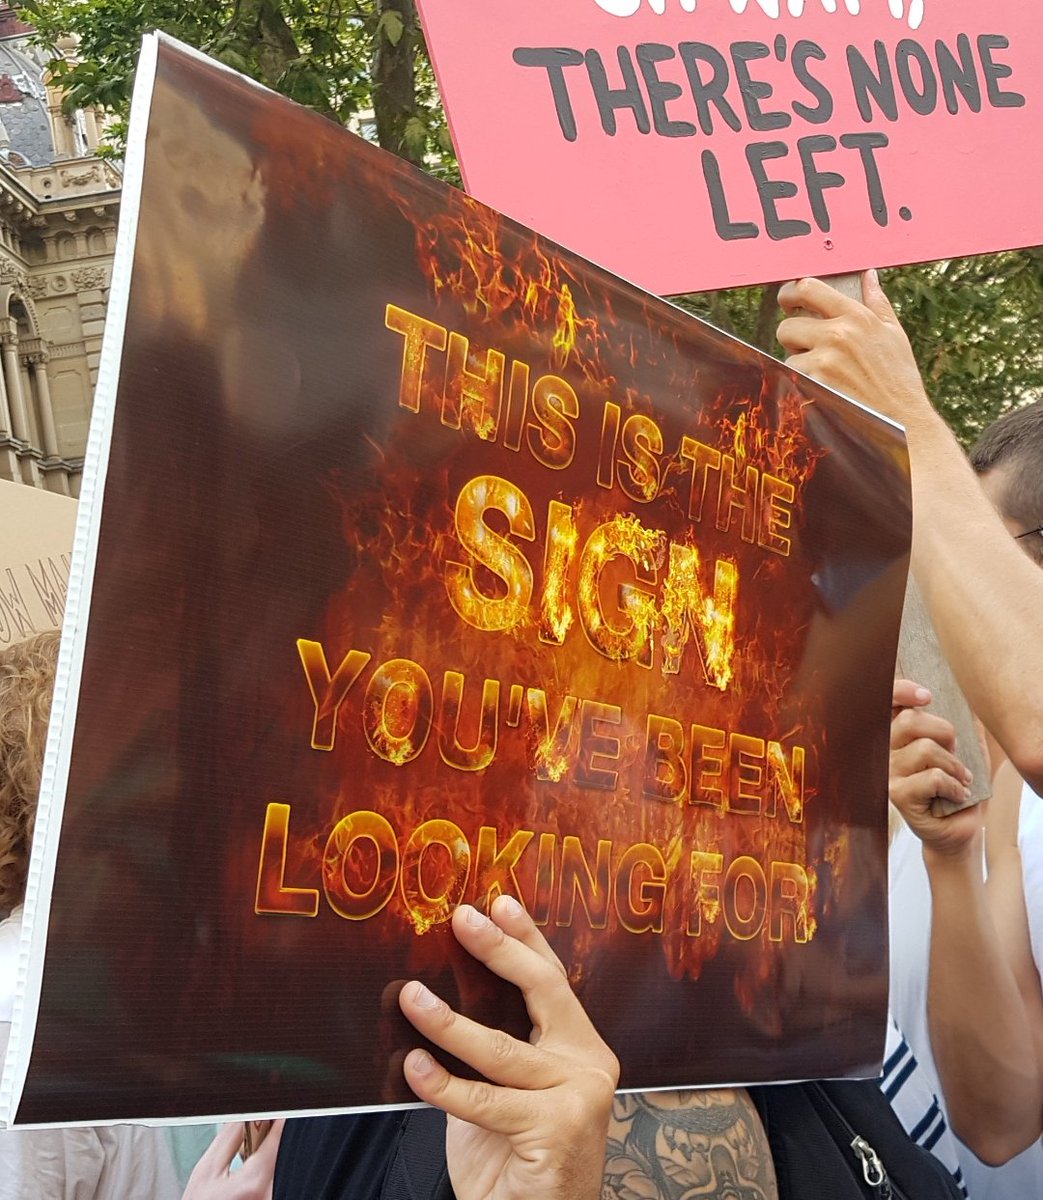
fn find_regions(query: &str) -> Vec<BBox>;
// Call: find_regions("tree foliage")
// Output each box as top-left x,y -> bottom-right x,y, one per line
16,0 -> 455,172
15,0 -> 1043,441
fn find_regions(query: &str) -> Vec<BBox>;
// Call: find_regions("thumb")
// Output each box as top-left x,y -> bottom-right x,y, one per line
861,268 -> 897,322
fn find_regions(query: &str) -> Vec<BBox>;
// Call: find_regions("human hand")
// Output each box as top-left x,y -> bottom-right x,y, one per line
776,271 -> 935,432
397,894 -> 619,1200
890,679 -> 981,857
181,1119 -> 285,1200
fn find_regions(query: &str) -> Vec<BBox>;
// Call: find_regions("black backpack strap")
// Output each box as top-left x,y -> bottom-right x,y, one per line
751,1080 -> 964,1200
753,1081 -> 868,1200
381,1107 -> 454,1200
811,1080 -> 964,1200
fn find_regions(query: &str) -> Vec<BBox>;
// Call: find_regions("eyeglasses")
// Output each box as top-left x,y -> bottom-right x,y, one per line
1016,525 -> 1043,542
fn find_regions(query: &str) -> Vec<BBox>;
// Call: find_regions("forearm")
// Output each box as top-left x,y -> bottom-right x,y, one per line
603,1089 -> 777,1200
925,837 -> 1043,1162
984,842 -> 1043,1110
983,767 -> 1043,1052
776,277 -> 1043,788
905,407 -> 1043,791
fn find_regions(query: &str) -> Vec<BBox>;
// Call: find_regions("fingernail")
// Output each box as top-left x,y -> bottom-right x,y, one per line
867,267 -> 879,286
914,687 -> 931,704
464,904 -> 490,928
962,768 -> 973,785
410,982 -> 440,1010
408,1050 -> 435,1077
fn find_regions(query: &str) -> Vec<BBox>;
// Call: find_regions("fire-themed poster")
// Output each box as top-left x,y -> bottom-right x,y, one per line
1,37 -> 910,1126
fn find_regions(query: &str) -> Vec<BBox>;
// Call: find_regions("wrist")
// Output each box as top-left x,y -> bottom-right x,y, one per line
923,834 -> 982,874
884,376 -> 946,442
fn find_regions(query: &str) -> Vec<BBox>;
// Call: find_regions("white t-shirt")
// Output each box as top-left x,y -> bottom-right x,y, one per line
0,907 -> 182,1200
1019,782 -> 1043,983
0,904 -> 22,1032
890,817 -> 1043,1200
882,1014 -> 968,1196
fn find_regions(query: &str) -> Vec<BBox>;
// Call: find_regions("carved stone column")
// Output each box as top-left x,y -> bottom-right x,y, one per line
27,351 -> 58,457
1,333 -> 29,443
0,356 -> 14,480
28,350 -> 68,495
2,333 -> 39,485
0,350 -> 10,436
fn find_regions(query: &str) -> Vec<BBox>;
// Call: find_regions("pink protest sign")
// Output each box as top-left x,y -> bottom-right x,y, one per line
415,1 -> 1039,295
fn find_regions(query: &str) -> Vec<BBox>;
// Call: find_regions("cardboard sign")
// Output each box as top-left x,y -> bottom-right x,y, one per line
0,478 -> 75,644
416,1 -> 1040,294
2,37 -> 910,1126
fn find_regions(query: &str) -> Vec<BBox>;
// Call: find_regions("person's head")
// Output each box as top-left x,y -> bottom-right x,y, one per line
0,630 -> 59,914
970,399 -> 1043,566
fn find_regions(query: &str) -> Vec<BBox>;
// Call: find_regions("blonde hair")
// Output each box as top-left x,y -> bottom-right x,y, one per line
0,630 -> 59,912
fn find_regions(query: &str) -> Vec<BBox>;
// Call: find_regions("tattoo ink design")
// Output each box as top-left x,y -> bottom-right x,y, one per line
603,1089 -> 778,1200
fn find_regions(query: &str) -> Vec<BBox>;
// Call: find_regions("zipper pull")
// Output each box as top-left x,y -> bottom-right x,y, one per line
851,1135 -> 893,1198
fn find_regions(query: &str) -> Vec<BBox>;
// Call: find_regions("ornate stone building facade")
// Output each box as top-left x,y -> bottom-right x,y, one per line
0,6 -> 120,496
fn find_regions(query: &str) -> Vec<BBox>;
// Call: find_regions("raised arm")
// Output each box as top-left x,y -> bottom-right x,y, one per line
777,276 -> 1043,791
889,680 -> 1043,1162
983,760 -> 1043,1112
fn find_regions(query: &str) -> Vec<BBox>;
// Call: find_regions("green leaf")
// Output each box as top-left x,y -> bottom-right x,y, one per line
378,9 -> 404,46
402,113 -> 427,157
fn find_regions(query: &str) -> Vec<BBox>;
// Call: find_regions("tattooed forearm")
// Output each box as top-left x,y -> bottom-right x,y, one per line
602,1088 -> 778,1200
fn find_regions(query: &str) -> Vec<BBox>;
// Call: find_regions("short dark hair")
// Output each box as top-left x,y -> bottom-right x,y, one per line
969,399 -> 1043,530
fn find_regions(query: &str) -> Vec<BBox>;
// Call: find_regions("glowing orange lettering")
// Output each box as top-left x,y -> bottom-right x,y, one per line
400,818 -> 471,934
556,835 -> 612,929
445,475 -> 535,633
323,810 -> 399,920
473,825 -> 536,911
363,658 -> 434,765
573,699 -> 623,791
578,515 -> 661,668
659,543 -> 738,690
615,842 -> 668,934
438,671 -> 499,771
385,305 -> 447,412
642,713 -> 689,804
297,640 -> 372,751
769,860 -> 813,944
443,331 -> 504,439
723,855 -> 768,941
687,850 -> 723,937
254,802 -> 320,917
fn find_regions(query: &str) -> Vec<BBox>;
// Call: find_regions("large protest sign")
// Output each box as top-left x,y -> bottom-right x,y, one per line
1,37 -> 910,1125
0,479 -> 74,644
415,1 -> 1040,294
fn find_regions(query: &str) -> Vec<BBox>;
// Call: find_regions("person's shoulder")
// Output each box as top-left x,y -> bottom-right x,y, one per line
0,905 -> 23,941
